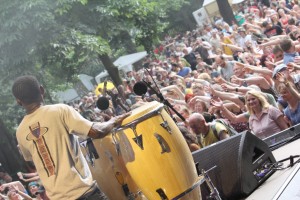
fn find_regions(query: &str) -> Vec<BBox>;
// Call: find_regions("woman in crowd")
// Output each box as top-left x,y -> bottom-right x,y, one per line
275,72 -> 300,126
278,8 -> 290,29
245,90 -> 288,138
211,90 -> 288,139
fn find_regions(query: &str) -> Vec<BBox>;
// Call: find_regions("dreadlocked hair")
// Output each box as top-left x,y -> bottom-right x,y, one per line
12,75 -> 42,104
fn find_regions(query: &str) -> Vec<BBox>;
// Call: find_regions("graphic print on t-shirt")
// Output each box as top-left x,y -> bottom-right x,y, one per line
27,122 -> 55,177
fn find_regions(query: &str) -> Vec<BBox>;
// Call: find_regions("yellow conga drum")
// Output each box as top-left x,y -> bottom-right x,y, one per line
80,136 -> 146,200
113,101 -> 201,200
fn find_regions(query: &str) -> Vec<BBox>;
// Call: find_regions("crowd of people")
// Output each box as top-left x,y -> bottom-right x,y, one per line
69,0 -> 300,151
1,0 -> 300,199
0,171 -> 47,200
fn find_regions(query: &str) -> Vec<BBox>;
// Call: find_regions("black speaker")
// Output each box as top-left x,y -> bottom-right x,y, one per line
192,131 -> 276,200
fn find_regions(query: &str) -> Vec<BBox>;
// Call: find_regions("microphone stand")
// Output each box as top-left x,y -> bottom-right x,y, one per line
109,80 -> 130,113
142,69 -> 185,122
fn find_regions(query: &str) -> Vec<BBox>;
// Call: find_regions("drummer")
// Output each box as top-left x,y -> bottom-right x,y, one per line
12,75 -> 130,200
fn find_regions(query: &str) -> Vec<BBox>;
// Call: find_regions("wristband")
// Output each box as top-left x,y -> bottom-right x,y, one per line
235,87 -> 239,92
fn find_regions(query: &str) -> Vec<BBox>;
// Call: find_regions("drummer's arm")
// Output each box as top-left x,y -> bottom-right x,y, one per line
88,113 -> 130,138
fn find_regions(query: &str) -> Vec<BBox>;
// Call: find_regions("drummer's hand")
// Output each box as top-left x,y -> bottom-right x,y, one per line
113,112 -> 131,127
89,112 -> 131,139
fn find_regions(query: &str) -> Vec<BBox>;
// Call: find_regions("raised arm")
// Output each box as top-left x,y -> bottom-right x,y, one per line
222,43 -> 244,52
231,75 -> 271,90
14,186 -> 33,200
208,86 -> 246,110
221,83 -> 252,95
243,64 -> 273,77
88,113 -> 130,138
160,85 -> 185,100
18,172 -> 40,182
259,37 -> 285,47
277,72 -> 300,100
211,99 -> 248,123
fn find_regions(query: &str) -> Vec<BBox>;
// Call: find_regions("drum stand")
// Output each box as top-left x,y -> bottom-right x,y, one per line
171,166 -> 221,200
201,167 -> 222,200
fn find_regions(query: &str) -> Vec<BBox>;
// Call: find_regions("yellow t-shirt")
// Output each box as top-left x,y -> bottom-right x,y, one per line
197,123 -> 228,147
16,104 -> 95,200
222,37 -> 233,55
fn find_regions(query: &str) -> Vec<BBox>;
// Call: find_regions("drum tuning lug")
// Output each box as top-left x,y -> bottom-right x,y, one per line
115,143 -> 121,156
132,135 -> 144,150
156,188 -> 169,200
132,127 -> 144,150
154,133 -> 170,154
160,121 -> 172,134
112,133 -> 121,156
121,184 -> 130,196
88,156 -> 95,167
85,154 -> 94,167
105,151 -> 114,165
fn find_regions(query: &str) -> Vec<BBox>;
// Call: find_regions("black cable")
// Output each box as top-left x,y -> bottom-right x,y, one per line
267,155 -> 300,171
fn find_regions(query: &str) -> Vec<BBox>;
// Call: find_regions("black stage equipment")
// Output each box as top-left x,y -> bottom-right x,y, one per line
192,131 -> 276,200
133,81 -> 148,96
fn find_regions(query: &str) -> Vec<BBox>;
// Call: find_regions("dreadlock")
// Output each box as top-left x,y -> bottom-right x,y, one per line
12,75 -> 42,104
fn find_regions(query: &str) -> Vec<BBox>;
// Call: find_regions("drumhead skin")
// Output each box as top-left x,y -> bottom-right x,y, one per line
121,101 -> 162,124
115,101 -> 201,200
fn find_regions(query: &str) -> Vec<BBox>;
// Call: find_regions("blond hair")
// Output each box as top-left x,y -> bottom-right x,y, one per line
245,90 -> 270,115
198,73 -> 211,82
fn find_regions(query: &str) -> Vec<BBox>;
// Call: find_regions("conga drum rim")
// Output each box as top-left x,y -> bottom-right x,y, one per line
118,101 -> 164,130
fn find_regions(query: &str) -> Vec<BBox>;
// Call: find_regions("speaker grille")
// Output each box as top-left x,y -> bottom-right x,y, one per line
192,131 -> 275,199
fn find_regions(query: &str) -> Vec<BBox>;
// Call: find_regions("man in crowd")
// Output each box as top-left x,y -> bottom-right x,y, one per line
188,113 -> 230,147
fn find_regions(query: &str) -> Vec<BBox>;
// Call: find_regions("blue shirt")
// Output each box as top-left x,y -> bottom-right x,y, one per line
284,102 -> 300,125
283,52 -> 299,64
177,67 -> 191,77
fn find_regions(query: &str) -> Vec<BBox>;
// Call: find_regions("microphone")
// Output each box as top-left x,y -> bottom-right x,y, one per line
133,81 -> 148,96
96,96 -> 110,110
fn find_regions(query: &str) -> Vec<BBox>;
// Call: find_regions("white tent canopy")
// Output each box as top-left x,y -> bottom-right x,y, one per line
95,51 -> 148,83
203,0 -> 234,6
55,89 -> 80,102
113,51 -> 147,69
203,0 -> 215,7
232,0 -> 245,4
78,74 -> 94,91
